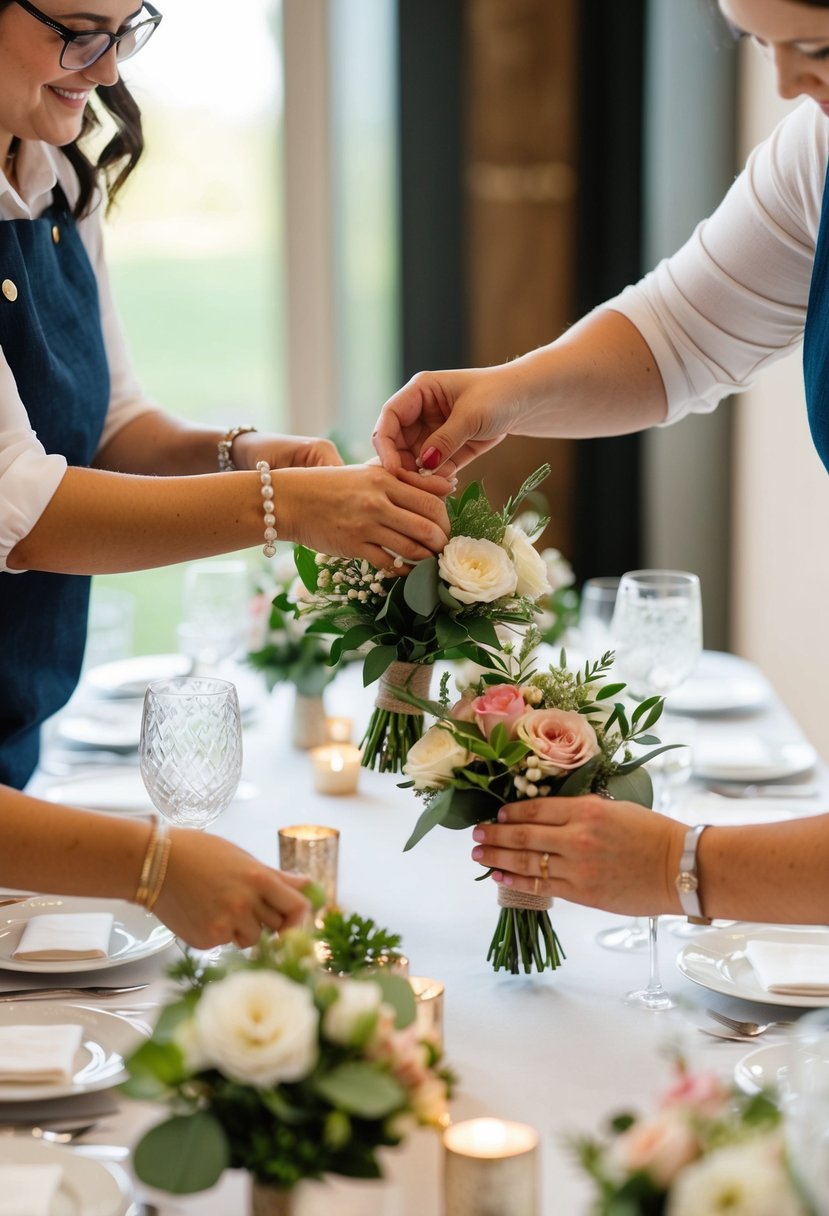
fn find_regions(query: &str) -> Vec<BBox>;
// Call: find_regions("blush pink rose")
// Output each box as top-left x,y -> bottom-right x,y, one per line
661,1069 -> 728,1117
450,693 -> 478,724
607,1112 -> 699,1188
470,684 -> 528,739
515,708 -> 600,776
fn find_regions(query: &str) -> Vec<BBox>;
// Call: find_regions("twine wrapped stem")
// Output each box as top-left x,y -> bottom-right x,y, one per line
361,661 -> 433,773
487,884 -> 565,974
375,661 -> 434,713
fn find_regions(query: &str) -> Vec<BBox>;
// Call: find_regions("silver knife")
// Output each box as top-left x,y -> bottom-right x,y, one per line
0,983 -> 146,1001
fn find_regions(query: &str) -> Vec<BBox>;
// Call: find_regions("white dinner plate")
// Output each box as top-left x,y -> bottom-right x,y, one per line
0,1003 -> 149,1102
55,702 -> 143,752
677,925 -> 829,1008
0,1138 -> 132,1216
693,734 -> 817,782
0,896 -> 174,974
733,1043 -> 791,1096
669,650 -> 771,715
83,653 -> 191,699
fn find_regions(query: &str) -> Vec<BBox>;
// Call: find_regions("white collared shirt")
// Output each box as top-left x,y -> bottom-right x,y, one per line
0,140 -> 151,571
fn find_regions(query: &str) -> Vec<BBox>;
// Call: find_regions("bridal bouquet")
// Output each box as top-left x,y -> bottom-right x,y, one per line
399,642 -> 671,974
290,466 -> 556,772
123,931 -> 454,1198
575,1060 -> 805,1216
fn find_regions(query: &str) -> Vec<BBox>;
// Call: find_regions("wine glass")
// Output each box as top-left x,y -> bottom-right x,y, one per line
140,676 -> 242,830
177,559 -> 251,676
611,570 -> 702,1010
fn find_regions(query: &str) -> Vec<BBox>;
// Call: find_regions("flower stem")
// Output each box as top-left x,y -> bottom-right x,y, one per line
360,708 -> 424,774
486,908 -> 566,975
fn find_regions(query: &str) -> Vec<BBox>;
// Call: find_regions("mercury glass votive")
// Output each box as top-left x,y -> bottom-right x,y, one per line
443,1118 -> 539,1216
409,976 -> 444,1051
278,824 -> 340,909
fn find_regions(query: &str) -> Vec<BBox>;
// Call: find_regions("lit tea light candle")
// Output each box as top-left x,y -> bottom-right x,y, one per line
310,744 -> 361,796
278,824 -> 340,909
326,715 -> 354,744
409,976 -> 444,1051
443,1118 -> 539,1215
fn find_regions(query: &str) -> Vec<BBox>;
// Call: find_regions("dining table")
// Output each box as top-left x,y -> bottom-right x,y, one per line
12,647 -> 829,1215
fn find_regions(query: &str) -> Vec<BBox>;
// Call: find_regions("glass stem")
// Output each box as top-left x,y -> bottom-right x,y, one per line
646,916 -> 663,995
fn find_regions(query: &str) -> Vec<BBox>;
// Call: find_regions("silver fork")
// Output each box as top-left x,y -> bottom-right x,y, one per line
0,983 -> 147,1001
707,1008 -> 797,1036
0,1121 -> 98,1143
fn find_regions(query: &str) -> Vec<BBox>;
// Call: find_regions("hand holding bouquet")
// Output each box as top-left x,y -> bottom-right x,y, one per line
399,643 -> 674,974
289,466 -> 559,772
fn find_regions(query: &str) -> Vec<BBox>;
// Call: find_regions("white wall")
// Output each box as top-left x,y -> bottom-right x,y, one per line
731,49 -> 829,757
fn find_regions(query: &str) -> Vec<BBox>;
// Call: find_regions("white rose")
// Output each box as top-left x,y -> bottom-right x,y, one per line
323,980 -> 383,1046
666,1138 -> 807,1216
193,970 -> 319,1086
403,725 -> 472,790
540,547 -> 575,593
502,525 -> 551,601
438,536 -> 518,605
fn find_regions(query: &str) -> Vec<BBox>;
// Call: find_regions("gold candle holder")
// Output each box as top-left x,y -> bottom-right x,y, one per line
326,715 -> 354,744
278,824 -> 340,909
443,1118 -> 539,1216
409,975 -> 444,1051
309,744 -> 361,795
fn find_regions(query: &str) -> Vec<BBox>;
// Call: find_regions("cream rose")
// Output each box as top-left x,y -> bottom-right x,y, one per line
403,725 -> 472,790
666,1138 -> 807,1216
193,970 -> 318,1086
322,980 -> 383,1047
516,708 -> 600,776
502,524 -> 551,600
438,536 -> 518,605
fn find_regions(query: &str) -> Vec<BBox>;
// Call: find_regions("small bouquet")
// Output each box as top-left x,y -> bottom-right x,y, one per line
399,641 -> 672,974
247,551 -> 336,699
289,466 -> 557,772
123,931 -> 454,1197
576,1060 -> 806,1216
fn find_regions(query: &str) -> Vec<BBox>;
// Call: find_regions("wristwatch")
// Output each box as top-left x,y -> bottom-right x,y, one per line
217,425 -> 257,472
675,824 -> 712,924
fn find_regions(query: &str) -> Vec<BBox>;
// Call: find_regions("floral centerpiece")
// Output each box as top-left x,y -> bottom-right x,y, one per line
398,640 -> 672,974
123,932 -> 453,1211
576,1059 -> 807,1216
288,466 -> 556,772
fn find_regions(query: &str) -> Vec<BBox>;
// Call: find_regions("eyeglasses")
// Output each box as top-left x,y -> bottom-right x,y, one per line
13,0 -> 162,71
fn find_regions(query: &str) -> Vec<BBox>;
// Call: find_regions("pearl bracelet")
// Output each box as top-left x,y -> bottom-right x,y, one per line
258,460 -> 277,558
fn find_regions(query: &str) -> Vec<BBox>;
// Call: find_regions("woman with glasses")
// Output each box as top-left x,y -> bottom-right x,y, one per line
373,0 -> 829,926
0,0 -> 451,789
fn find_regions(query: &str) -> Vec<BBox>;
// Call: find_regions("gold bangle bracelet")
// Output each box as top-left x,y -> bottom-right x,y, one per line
134,819 -> 171,910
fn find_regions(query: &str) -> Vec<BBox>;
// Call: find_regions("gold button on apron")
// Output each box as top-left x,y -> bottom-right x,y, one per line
1,279 -> 17,302
51,225 -> 60,244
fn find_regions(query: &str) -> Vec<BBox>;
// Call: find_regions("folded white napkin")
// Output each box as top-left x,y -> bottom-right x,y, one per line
13,912 -> 113,961
0,1024 -> 83,1084
0,1165 -> 63,1216
745,940 -> 829,995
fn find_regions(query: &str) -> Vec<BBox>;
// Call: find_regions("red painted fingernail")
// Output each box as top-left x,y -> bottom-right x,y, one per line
420,446 -> 440,470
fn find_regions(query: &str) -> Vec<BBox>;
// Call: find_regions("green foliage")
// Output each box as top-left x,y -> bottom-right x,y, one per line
317,910 -> 404,975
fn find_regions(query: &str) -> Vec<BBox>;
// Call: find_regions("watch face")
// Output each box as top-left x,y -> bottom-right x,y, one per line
677,872 -> 699,894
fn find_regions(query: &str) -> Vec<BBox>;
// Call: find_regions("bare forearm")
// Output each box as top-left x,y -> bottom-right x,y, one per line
95,410 -> 226,476
0,788 -> 149,900
696,818 -> 829,923
509,309 -> 669,438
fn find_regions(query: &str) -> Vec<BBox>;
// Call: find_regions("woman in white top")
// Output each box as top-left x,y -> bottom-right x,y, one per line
0,0 -> 451,788
373,0 -> 829,925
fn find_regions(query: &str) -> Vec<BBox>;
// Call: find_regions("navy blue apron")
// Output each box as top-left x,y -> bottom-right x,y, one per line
804,155 -> 829,473
0,180 -> 110,788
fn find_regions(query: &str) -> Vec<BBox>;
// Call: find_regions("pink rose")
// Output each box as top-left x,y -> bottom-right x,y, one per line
470,684 -> 528,740
607,1112 -> 699,1188
661,1068 -> 728,1117
450,693 -> 478,724
515,708 -> 600,776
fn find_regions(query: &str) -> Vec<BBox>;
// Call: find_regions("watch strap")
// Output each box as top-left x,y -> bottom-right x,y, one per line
675,823 -> 712,924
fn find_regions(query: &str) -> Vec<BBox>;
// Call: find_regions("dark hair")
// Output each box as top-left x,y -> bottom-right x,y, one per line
0,0 -> 144,218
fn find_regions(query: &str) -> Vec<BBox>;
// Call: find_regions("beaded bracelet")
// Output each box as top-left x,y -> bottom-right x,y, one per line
217,425 -> 257,472
258,460 -> 277,558
134,818 -> 172,912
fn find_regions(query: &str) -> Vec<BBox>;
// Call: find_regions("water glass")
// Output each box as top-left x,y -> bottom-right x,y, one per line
177,559 -> 251,674
578,575 -> 620,658
786,1009 -> 829,1213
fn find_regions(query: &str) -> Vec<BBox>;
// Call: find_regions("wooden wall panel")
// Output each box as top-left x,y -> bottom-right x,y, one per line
461,0 -> 579,550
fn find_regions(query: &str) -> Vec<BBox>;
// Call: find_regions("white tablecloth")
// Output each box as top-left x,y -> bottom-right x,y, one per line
19,657 -> 829,1215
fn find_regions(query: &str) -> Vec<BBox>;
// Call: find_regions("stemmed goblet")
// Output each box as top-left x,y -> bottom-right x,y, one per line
177,559 -> 251,676
610,570 -> 702,1010
140,676 -> 243,963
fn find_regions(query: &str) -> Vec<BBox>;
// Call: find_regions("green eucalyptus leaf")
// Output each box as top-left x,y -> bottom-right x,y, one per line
616,744 -> 684,774
356,971 -> 417,1029
362,645 -> 398,686
436,615 -> 468,649
121,1040 -> 186,1098
404,790 -> 454,851
314,1063 -> 406,1120
463,617 -> 501,648
557,754 -> 601,796
605,766 -> 654,808
294,545 -> 319,593
403,557 -> 440,616
132,1114 -> 230,1194
596,683 -> 626,701
340,623 -> 379,652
